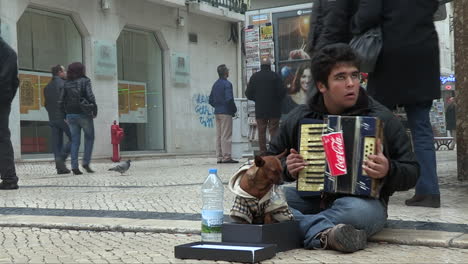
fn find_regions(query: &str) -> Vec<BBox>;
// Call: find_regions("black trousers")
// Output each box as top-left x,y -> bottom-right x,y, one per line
0,104 -> 18,184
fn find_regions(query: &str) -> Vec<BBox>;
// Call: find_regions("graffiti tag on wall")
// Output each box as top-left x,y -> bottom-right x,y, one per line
193,94 -> 214,128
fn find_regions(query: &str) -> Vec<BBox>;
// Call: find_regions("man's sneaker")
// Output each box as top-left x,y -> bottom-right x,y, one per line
222,159 -> 239,164
72,169 -> 83,175
319,224 -> 367,253
405,194 -> 440,208
82,165 -> 95,173
57,168 -> 71,174
0,181 -> 19,190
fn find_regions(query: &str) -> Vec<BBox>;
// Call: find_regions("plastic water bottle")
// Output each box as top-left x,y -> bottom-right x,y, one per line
201,168 -> 224,242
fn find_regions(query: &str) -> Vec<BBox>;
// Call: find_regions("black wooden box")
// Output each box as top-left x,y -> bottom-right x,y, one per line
174,241 -> 276,263
222,220 -> 302,252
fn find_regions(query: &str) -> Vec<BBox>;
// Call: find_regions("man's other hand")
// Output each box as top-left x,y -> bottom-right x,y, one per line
363,139 -> 389,179
286,148 -> 307,179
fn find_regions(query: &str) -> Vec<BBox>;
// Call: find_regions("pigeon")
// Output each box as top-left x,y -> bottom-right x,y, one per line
108,160 -> 131,175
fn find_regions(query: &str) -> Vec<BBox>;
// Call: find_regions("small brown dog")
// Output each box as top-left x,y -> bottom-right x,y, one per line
228,150 -> 293,224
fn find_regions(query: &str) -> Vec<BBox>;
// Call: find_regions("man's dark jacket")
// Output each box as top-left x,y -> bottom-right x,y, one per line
308,0 -> 359,54
59,77 -> 97,116
0,37 -> 19,105
245,64 -> 286,119
44,76 -> 66,121
268,88 -> 419,207
352,0 -> 440,108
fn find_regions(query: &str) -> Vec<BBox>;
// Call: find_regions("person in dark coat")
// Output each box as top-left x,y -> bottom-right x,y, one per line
0,36 -> 20,190
268,44 -> 419,253
245,57 -> 286,154
59,62 -> 97,175
44,65 -> 72,174
307,0 -> 359,54
352,0 -> 441,208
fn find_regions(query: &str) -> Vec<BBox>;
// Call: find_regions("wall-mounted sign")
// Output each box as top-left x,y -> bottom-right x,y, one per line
18,71 -> 51,121
118,80 -> 147,123
249,14 -> 270,25
94,40 -> 117,77
171,52 -> 190,85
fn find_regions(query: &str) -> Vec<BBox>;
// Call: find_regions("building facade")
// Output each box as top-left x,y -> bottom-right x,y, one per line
0,0 -> 245,160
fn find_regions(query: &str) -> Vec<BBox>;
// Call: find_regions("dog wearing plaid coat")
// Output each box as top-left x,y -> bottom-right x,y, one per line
228,151 -> 293,224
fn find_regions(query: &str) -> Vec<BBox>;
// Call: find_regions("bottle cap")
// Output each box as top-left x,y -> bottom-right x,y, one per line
209,168 -> 217,174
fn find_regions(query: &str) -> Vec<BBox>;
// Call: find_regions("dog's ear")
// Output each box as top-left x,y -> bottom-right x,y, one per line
254,156 -> 265,167
275,149 -> 288,160
245,166 -> 258,180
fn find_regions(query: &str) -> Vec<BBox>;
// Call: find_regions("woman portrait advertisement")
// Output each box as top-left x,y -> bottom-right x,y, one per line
281,62 -> 313,114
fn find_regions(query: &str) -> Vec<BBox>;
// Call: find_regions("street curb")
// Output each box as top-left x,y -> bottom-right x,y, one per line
0,215 -> 467,249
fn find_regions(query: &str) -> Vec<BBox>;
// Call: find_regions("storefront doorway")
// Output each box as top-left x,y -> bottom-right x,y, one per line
116,28 -> 165,151
16,8 -> 83,154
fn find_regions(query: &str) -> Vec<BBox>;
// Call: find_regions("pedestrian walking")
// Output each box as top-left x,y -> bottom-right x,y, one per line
209,64 -> 238,164
352,0 -> 441,208
0,36 -> 20,190
245,57 -> 286,155
59,62 -> 97,175
44,65 -> 72,174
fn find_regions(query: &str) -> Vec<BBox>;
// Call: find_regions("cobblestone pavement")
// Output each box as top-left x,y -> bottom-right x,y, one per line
1,227 -> 467,264
0,150 -> 466,263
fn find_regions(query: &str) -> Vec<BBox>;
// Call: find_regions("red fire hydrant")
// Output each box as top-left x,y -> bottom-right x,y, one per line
111,120 -> 124,162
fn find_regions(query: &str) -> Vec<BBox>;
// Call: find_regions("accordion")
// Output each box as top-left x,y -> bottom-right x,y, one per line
297,116 -> 384,198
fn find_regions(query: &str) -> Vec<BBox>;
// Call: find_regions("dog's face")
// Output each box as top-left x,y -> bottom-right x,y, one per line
245,150 -> 287,188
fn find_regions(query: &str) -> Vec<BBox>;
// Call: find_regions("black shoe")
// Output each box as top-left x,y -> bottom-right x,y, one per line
217,160 -> 223,164
57,168 -> 71,175
222,159 -> 239,164
72,169 -> 83,175
320,224 -> 367,253
405,194 -> 440,208
82,165 -> 95,173
0,181 -> 19,190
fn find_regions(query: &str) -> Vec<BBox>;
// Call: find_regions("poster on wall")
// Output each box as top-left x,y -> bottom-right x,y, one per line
118,81 -> 148,123
172,53 -> 190,85
19,71 -> 51,121
430,100 -> 446,136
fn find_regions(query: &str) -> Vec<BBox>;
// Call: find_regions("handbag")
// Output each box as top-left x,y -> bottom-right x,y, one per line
349,27 -> 382,73
79,86 -> 98,117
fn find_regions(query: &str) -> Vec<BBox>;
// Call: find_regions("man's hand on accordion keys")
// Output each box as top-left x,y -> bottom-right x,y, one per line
286,148 -> 308,179
362,139 -> 389,179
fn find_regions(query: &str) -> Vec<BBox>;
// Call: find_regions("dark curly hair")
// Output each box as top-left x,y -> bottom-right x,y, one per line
311,43 -> 360,88
67,62 -> 86,80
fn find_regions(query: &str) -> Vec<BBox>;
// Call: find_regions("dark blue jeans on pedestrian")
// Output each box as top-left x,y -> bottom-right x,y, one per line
0,104 -> 18,184
66,114 -> 95,170
49,119 -> 72,169
284,187 -> 387,249
404,101 -> 440,195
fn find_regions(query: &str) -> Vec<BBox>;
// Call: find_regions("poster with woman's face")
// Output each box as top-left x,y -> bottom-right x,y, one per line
276,11 -> 312,114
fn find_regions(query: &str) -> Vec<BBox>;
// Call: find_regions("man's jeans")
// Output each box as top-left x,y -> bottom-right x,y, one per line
49,120 -> 72,169
405,101 -> 440,195
284,187 -> 387,249
66,114 -> 95,169
0,104 -> 18,184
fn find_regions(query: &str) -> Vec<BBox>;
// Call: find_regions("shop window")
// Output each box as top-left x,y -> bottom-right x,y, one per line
17,8 -> 83,154
117,29 -> 165,151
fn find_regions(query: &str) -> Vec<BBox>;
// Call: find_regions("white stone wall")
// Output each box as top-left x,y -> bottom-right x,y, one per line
435,3 -> 455,76
0,0 -> 241,159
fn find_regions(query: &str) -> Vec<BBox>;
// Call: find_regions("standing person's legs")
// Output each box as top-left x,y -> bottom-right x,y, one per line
80,117 -> 95,168
219,114 -> 234,162
256,118 -> 268,154
267,118 -> 280,145
404,101 -> 440,208
59,120 -> 72,160
66,115 -> 82,171
50,120 -> 69,173
215,115 -> 223,163
0,104 -> 18,189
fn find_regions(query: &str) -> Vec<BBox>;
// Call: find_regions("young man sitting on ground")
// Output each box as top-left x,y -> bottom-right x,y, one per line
268,43 -> 419,253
